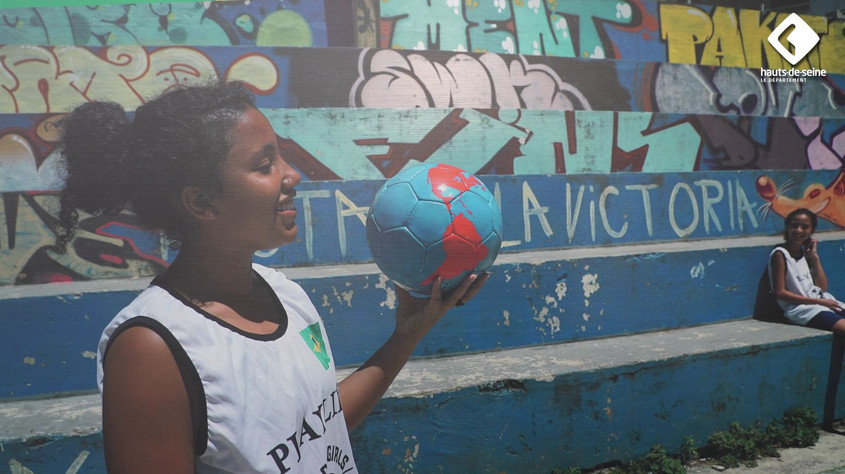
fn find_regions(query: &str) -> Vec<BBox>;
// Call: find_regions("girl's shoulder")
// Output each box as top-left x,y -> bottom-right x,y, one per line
769,245 -> 789,258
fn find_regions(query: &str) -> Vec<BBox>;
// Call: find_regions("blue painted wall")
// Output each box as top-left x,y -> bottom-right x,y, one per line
351,335 -> 840,472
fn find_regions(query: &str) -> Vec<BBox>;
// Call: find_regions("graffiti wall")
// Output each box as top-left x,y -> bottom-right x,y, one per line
0,0 -> 328,47
4,0 -> 842,77
2,0 -> 845,389
3,0 -> 845,471
1,44 -> 843,118
4,169 -> 844,285
0,1 -> 842,325
5,108 -> 844,191
377,0 -> 844,74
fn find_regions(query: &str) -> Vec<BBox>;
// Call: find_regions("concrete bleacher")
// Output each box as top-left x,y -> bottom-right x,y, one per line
3,0 -> 845,472
4,230 -> 845,472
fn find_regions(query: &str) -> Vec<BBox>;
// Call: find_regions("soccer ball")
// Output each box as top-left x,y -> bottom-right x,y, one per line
366,163 -> 503,296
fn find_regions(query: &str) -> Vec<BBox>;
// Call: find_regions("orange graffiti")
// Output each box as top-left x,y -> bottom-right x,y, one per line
757,172 -> 845,227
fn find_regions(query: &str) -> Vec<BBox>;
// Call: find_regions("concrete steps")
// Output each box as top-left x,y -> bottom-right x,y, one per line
2,319 -> 842,472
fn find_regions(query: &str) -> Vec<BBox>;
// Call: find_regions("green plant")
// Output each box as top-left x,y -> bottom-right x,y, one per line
705,421 -> 766,467
679,436 -> 698,463
765,407 -> 819,448
551,407 -> 821,473
551,467 -> 582,474
605,445 -> 685,474
703,407 -> 820,469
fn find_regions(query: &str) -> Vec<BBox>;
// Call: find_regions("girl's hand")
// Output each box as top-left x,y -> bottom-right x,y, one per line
820,298 -> 844,313
805,238 -> 819,261
394,273 -> 490,340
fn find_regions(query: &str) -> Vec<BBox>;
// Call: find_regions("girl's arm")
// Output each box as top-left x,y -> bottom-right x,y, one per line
102,327 -> 195,473
338,273 -> 489,430
770,250 -> 841,311
805,239 -> 829,292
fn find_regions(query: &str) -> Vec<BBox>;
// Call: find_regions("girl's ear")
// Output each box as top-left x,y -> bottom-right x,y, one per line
181,186 -> 217,221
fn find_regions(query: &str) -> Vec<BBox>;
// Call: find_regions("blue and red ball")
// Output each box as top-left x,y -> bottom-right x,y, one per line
366,163 -> 503,296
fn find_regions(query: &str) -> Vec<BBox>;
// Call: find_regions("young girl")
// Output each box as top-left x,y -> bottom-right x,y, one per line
769,208 -> 845,335
57,82 -> 487,473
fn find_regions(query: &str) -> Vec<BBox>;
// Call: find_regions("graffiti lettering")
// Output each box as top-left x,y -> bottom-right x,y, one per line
381,0 -> 643,60
1,171 -> 834,285
660,5 -> 844,72
296,190 -> 331,261
523,180 -> 552,243
352,49 -> 592,110
529,176 -> 763,243
0,45 -> 279,113
0,1 -> 324,48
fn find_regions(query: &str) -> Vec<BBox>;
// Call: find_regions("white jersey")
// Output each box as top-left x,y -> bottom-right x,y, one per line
768,246 -> 842,325
97,264 -> 357,474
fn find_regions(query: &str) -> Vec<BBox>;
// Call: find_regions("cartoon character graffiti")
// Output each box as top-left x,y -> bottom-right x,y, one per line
757,172 -> 845,227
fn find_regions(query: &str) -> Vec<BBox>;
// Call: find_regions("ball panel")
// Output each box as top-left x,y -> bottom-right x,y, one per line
490,199 -> 504,236
478,233 -> 503,272
407,200 -> 452,245
371,182 -> 418,230
378,227 -> 426,280
449,192 -> 494,241
365,213 -> 383,256
423,234 -> 483,282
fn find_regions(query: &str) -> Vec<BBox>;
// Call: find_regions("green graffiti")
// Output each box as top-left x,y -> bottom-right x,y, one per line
383,0 -> 635,57
0,3 -> 230,46
382,0 -> 471,51
257,10 -> 313,47
5,0 -> 198,7
0,2 -> 315,48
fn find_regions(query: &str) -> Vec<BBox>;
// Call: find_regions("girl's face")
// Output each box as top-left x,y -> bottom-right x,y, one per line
208,108 -> 301,251
785,213 -> 814,246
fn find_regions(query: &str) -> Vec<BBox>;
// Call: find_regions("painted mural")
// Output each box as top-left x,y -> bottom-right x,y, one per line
0,44 -> 287,114
4,109 -> 845,193
0,4 -> 841,286
3,104 -> 845,286
2,1 -> 845,472
3,0 -> 842,77
0,0 -> 328,47
1,44 -> 843,118
378,0 -> 844,74
3,170 -> 843,286
349,49 -> 845,117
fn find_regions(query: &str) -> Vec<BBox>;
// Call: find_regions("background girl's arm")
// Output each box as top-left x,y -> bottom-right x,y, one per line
805,239 -> 829,292
770,250 -> 841,311
102,327 -> 195,473
338,273 -> 488,430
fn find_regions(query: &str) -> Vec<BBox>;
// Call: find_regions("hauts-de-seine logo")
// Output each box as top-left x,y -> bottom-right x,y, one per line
768,13 -> 820,65
761,13 -> 826,83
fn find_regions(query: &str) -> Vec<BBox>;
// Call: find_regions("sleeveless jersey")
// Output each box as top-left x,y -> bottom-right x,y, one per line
768,247 -> 843,325
96,264 -> 357,474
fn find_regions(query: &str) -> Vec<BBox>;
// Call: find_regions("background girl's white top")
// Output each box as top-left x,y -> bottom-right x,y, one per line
769,247 -> 843,325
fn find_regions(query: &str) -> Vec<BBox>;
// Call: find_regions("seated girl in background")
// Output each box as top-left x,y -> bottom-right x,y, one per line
769,208 -> 845,335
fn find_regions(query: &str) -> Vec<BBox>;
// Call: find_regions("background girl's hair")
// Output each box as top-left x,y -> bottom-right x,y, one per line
56,82 -> 256,253
784,208 -> 818,229
782,208 -> 818,243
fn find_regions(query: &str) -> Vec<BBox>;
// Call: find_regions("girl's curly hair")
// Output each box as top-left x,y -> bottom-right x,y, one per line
56,82 -> 256,253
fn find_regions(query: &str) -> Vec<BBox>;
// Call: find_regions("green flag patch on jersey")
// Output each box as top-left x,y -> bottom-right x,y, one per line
300,322 -> 330,370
